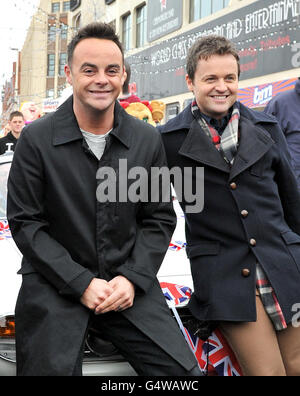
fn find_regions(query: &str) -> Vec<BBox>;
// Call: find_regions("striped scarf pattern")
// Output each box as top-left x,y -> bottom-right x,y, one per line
191,100 -> 240,165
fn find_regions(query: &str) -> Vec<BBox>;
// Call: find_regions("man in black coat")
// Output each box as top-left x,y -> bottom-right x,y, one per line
7,23 -> 200,376
0,111 -> 24,154
264,77 -> 300,191
158,35 -> 300,376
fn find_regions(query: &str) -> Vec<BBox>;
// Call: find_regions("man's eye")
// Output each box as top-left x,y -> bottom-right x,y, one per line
108,69 -> 118,74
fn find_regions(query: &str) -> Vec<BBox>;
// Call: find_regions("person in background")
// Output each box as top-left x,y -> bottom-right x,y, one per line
0,111 -> 24,154
158,35 -> 300,376
7,22 -> 201,377
118,60 -> 141,103
264,77 -> 300,191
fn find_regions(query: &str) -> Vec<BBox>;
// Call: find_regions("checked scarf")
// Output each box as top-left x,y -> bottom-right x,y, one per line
191,100 -> 240,165
256,263 -> 287,331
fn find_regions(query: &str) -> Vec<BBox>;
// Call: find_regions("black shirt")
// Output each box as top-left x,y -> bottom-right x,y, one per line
0,132 -> 18,155
201,108 -> 233,135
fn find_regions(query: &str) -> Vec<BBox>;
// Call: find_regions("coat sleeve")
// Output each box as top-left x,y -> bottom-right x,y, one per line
113,133 -> 177,293
272,123 -> 300,234
264,98 -> 287,134
7,128 -> 95,300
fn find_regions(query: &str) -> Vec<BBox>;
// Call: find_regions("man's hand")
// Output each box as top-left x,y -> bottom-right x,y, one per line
80,278 -> 114,310
94,275 -> 135,314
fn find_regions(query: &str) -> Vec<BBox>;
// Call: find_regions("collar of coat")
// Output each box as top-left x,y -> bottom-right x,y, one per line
52,95 -> 131,149
159,100 -> 278,134
159,101 -> 279,181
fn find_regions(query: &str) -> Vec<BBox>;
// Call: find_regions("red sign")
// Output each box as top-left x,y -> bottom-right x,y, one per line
238,78 -> 297,108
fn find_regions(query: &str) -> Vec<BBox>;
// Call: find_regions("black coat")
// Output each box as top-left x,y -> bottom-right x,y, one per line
159,102 -> 300,324
7,97 -> 197,375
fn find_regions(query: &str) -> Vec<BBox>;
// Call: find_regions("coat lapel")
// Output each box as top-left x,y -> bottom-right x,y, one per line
178,119 -> 230,174
229,115 -> 275,181
52,96 -> 83,146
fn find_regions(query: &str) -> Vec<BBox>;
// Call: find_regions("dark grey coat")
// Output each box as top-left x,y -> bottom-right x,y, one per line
159,102 -> 300,324
7,97 -> 197,375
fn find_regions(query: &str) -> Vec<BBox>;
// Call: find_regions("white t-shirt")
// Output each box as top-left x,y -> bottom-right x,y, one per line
80,128 -> 112,160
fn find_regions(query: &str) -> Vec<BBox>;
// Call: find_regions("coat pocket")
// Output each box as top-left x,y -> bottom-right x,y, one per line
186,241 -> 220,304
281,230 -> 300,273
186,241 -> 220,259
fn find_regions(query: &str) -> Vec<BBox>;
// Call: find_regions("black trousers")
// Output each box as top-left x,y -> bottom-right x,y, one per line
73,311 -> 202,376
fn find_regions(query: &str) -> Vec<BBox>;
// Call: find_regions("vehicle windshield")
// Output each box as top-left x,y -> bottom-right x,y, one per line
0,162 -> 11,218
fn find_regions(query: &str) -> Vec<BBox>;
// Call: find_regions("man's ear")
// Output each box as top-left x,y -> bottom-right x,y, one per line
121,66 -> 127,86
185,74 -> 194,93
65,64 -> 72,85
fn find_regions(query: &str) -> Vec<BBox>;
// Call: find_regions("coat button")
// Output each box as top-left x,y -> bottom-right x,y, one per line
241,210 -> 249,218
250,238 -> 257,246
242,268 -> 251,277
230,182 -> 237,190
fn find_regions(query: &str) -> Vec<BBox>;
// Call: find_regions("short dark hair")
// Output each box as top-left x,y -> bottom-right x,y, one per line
186,35 -> 240,81
67,22 -> 124,66
9,111 -> 24,121
122,60 -> 131,94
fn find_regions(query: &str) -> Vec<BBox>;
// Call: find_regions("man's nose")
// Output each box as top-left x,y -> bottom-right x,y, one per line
215,79 -> 227,91
95,71 -> 109,85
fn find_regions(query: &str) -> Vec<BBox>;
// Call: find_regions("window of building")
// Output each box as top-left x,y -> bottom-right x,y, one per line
57,86 -> 66,97
122,13 -> 131,52
46,89 -> 54,98
189,0 -> 230,22
47,54 -> 55,77
136,4 -> 147,48
63,1 -> 71,11
70,0 -> 81,11
51,2 -> 60,12
59,53 -> 67,76
60,23 -> 68,39
166,102 -> 180,122
48,25 -> 56,41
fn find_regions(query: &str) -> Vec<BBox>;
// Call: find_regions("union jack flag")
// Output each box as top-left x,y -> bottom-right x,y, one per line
160,282 -> 191,305
160,282 -> 242,376
168,240 -> 186,251
0,220 -> 12,240
183,327 -> 213,373
203,329 -> 242,376
183,327 -> 242,376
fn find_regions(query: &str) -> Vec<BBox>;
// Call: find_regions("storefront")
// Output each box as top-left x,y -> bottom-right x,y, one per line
127,0 -> 300,104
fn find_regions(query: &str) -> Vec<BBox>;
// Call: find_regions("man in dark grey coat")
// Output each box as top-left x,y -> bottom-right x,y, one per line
264,78 -> 300,191
7,23 -> 200,376
158,35 -> 300,376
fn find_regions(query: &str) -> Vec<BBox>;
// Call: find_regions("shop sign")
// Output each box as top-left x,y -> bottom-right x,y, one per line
128,0 -> 300,100
147,0 -> 183,42
42,98 -> 60,113
238,78 -> 297,108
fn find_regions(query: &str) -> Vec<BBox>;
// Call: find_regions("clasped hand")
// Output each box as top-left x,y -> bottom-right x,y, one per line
80,275 -> 135,314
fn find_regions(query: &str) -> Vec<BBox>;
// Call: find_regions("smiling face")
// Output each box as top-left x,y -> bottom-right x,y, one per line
65,38 -> 126,121
186,54 -> 239,120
